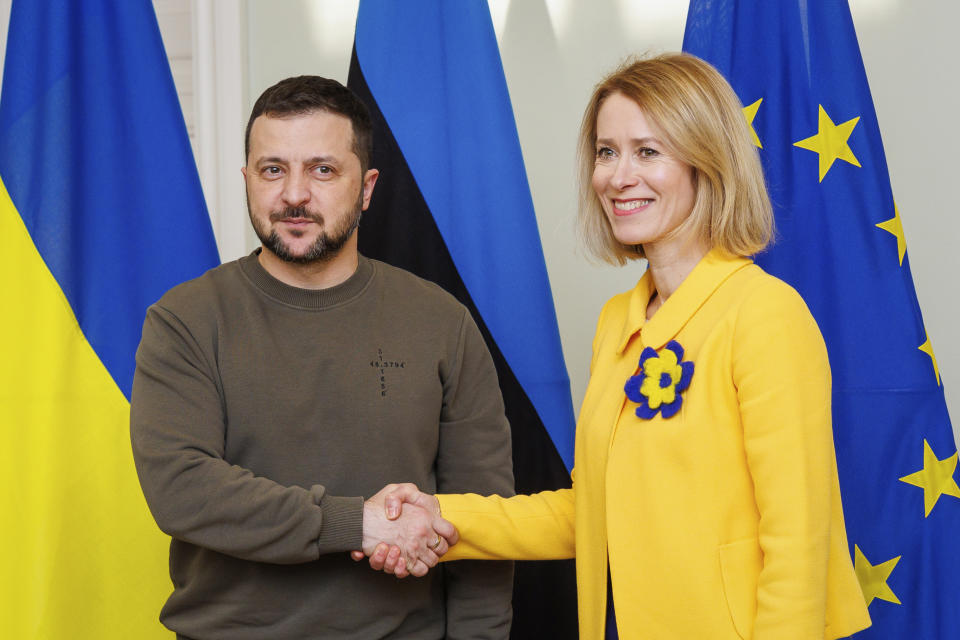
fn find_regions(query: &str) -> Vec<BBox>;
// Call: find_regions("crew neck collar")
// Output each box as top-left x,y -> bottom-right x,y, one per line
238,250 -> 375,310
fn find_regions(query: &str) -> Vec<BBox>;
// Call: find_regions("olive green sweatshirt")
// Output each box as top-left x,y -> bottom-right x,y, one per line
131,251 -> 514,640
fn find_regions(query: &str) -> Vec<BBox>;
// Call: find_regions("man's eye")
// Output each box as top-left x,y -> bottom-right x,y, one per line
313,165 -> 333,176
262,166 -> 282,176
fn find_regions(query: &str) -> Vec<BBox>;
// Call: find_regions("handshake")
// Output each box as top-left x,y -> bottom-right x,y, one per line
355,483 -> 454,578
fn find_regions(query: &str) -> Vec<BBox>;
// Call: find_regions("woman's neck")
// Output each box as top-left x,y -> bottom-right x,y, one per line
644,239 -> 710,319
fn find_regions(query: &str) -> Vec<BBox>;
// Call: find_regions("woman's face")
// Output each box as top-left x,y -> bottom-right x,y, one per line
591,92 -> 698,256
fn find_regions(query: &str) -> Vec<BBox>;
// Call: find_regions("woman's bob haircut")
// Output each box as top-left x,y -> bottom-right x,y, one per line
577,53 -> 774,265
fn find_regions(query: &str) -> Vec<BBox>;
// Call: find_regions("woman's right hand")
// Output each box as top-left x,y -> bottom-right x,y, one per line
382,482 -> 442,520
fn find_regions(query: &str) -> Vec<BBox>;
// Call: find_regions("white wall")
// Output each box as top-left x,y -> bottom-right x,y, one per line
1,0 -> 956,440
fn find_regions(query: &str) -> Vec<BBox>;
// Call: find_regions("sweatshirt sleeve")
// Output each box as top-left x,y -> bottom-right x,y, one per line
130,303 -> 362,564
435,309 -> 516,640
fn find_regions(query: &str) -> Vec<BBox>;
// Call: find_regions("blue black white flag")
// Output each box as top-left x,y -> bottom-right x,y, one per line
349,1 -> 578,637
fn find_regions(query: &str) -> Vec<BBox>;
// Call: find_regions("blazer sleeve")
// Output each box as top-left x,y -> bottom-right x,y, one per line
437,487 -> 576,561
732,280 -> 836,638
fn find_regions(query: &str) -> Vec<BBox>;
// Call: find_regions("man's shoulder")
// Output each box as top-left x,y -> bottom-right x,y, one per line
367,258 -> 466,316
151,258 -> 245,317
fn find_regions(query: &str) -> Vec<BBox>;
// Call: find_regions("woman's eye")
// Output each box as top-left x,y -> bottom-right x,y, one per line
595,147 -> 615,160
639,147 -> 659,158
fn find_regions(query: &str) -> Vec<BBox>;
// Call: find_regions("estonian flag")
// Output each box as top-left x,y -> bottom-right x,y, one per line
0,0 -> 220,636
684,1 -> 960,637
348,1 -> 578,637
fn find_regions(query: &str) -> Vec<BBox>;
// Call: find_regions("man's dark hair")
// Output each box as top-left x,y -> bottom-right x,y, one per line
245,76 -> 373,171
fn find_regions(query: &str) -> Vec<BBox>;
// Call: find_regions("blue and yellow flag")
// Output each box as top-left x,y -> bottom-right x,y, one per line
0,0 -> 220,636
348,2 -> 577,637
684,1 -> 959,636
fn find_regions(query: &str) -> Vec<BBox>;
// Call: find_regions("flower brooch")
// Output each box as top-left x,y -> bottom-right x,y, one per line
624,340 -> 694,419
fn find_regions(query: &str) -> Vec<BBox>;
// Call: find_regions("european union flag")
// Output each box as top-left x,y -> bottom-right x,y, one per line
684,1 -> 959,637
348,1 -> 577,637
0,0 -> 219,636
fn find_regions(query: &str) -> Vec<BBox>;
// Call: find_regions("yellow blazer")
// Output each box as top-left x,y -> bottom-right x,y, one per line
439,250 -> 870,639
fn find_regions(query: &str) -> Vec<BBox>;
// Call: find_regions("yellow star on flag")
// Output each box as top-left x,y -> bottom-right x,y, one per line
875,201 -> 906,265
918,331 -> 941,386
853,545 -> 901,607
793,104 -> 861,182
899,439 -> 960,516
742,98 -> 763,148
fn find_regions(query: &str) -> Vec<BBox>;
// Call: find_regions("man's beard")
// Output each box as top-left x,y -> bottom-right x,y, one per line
249,199 -> 362,265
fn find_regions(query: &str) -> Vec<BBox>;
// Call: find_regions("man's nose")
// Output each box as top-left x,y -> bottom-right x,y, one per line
281,171 -> 311,207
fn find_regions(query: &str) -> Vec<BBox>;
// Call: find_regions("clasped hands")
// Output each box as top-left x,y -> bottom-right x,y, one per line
355,483 -> 450,578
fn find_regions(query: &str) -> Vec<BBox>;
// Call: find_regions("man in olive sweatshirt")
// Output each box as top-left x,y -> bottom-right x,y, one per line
130,76 -> 515,640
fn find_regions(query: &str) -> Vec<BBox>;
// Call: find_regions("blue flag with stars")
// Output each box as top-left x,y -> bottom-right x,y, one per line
684,1 -> 959,637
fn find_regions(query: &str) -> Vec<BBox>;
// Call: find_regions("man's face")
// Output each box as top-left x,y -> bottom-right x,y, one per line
242,111 -> 378,264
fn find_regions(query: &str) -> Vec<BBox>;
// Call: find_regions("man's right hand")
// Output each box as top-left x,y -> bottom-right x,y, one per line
359,483 -> 456,577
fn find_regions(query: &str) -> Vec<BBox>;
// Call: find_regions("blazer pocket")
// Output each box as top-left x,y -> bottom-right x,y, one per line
718,538 -> 762,639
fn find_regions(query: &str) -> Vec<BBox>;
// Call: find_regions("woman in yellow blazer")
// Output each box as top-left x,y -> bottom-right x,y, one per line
366,53 -> 871,639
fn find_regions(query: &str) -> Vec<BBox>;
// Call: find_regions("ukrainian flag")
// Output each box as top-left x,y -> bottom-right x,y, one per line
684,1 -> 959,637
0,1 -> 219,636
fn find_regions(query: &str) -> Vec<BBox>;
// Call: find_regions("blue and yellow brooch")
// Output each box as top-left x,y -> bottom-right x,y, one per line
624,340 -> 694,419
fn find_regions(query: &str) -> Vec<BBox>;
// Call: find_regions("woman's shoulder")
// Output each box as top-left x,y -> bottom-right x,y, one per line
598,286 -> 637,317
730,263 -> 813,317
592,277 -> 652,338
726,264 -> 824,348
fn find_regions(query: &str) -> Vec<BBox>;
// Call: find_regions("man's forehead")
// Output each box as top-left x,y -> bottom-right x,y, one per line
254,109 -> 353,129
249,111 -> 356,159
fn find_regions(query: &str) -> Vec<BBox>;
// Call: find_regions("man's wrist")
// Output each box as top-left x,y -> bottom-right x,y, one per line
316,495 -> 364,555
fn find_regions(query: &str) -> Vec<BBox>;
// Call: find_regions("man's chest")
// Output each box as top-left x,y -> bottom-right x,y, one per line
210,311 -> 452,490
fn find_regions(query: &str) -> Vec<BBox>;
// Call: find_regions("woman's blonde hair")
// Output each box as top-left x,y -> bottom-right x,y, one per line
577,53 -> 773,265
